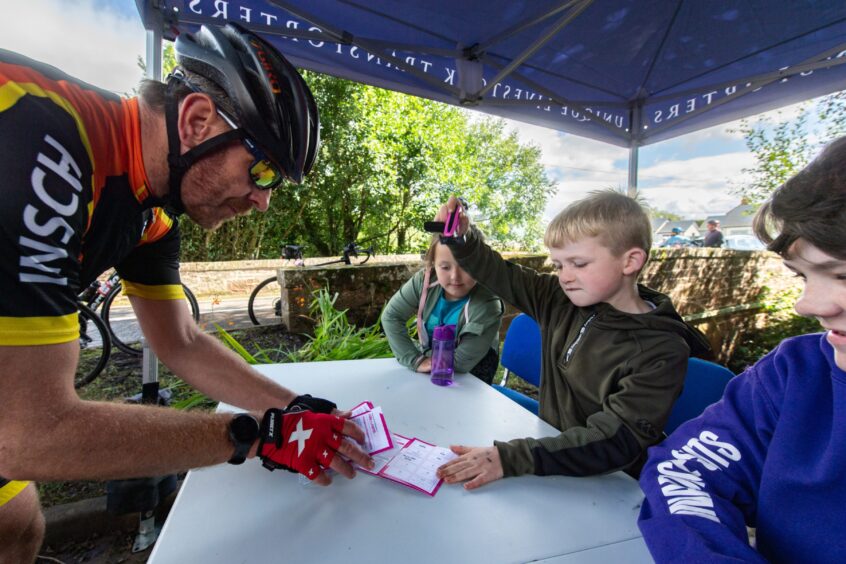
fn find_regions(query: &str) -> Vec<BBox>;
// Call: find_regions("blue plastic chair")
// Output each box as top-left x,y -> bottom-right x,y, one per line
492,313 -> 542,414
664,358 -> 735,434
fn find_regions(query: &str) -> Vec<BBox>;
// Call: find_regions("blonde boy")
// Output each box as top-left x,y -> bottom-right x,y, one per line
437,191 -> 709,489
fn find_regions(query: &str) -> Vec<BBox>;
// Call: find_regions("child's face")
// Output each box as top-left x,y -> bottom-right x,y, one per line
548,236 -> 632,309
434,243 -> 477,300
784,239 -> 846,372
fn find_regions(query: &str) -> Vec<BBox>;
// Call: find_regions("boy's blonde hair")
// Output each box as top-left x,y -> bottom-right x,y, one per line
544,190 -> 652,257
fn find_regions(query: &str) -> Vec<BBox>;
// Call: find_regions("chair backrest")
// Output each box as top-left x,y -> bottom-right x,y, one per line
665,358 -> 735,434
500,313 -> 542,387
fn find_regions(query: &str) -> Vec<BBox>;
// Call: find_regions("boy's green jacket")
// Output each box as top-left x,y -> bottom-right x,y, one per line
381,269 -> 503,373
450,227 -> 712,477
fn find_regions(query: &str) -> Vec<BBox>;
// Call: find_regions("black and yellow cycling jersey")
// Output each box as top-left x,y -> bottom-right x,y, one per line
0,49 -> 186,346
0,477 -> 29,507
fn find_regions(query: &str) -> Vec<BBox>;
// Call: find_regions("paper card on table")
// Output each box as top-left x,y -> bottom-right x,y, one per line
357,433 -> 411,475
378,439 -> 458,496
349,401 -> 374,417
350,407 -> 393,455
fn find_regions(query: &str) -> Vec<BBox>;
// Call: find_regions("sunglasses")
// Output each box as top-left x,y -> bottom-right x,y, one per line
217,110 -> 286,190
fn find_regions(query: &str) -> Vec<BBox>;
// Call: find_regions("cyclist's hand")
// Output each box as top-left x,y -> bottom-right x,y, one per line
258,408 -> 374,485
289,393 -> 350,418
287,394 -> 336,414
436,196 -> 469,236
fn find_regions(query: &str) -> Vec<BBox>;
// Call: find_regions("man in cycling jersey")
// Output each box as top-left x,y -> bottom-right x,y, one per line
0,23 -> 373,562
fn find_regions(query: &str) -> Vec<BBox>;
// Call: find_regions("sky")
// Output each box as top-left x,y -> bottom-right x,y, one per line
2,0 -> 821,222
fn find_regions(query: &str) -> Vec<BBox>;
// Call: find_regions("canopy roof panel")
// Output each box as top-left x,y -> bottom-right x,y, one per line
136,0 -> 846,147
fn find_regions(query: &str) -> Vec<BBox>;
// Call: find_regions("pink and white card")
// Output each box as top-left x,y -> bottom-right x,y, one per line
344,401 -> 456,496
378,438 -> 458,496
350,406 -> 393,455
357,433 -> 411,476
349,401 -> 374,417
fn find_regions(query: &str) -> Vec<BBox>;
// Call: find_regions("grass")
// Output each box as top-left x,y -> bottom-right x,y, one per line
285,289 -> 393,362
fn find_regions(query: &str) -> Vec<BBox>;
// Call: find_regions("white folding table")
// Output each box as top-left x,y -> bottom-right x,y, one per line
148,358 -> 652,563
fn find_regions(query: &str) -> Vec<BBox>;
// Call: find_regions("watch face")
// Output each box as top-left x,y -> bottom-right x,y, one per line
231,414 -> 260,442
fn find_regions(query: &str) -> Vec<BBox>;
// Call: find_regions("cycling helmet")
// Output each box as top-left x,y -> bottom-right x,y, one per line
160,23 -> 319,215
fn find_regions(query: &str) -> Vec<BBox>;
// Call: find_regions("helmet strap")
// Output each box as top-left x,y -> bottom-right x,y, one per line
162,78 -> 244,216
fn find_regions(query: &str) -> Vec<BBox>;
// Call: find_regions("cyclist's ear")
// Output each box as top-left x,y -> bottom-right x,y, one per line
178,92 -> 223,147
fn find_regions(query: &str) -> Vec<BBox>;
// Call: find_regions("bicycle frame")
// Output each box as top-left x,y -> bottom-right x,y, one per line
79,271 -> 121,312
314,242 -> 374,267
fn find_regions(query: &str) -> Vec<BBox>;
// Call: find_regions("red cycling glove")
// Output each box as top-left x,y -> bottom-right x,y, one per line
258,408 -> 346,481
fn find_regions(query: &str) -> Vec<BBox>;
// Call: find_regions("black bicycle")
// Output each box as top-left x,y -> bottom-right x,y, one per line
75,302 -> 112,389
101,275 -> 200,355
247,242 -> 374,326
74,271 -> 200,388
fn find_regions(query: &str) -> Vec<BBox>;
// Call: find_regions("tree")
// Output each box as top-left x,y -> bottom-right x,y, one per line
731,90 -> 846,204
645,207 -> 682,222
140,44 -> 554,259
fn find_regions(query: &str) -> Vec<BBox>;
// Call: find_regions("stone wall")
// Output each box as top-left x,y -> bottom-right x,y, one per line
640,248 -> 797,363
178,249 -> 799,364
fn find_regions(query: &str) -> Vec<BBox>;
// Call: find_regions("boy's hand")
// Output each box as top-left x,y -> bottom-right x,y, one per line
435,196 -> 470,236
436,445 -> 504,490
416,357 -> 432,373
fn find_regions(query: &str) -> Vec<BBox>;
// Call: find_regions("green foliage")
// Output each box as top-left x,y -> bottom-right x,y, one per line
134,43 -> 178,83
730,91 -> 846,204
176,69 -> 553,259
171,287 -> 392,409
214,323 -> 261,364
287,288 -> 393,362
647,207 -> 682,221
727,285 -> 821,374
138,44 -> 553,258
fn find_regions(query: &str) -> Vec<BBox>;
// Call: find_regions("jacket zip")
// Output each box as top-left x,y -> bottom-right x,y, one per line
564,312 -> 597,364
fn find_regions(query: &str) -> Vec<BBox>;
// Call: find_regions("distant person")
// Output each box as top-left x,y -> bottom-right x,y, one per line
0,24 -> 373,563
703,219 -> 724,247
382,235 -> 503,384
637,136 -> 846,562
660,227 -> 687,248
434,191 -> 710,490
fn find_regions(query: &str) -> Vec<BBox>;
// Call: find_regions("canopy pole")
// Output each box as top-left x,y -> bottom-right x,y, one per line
145,27 -> 163,81
627,146 -> 639,197
627,102 -> 642,197
475,0 -> 593,99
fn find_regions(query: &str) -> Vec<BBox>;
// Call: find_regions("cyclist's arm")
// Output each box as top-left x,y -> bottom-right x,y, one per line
0,342 -> 241,481
128,295 -> 298,411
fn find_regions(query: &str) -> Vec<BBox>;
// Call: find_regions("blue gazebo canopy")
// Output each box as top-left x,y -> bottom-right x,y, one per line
136,1 -> 846,186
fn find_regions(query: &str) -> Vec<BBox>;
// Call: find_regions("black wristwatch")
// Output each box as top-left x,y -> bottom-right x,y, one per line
227,413 -> 260,465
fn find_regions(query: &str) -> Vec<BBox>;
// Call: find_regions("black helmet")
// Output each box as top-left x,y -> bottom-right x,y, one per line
174,23 -> 319,183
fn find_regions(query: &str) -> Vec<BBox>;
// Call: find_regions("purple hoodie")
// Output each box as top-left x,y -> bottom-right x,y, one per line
638,333 -> 846,563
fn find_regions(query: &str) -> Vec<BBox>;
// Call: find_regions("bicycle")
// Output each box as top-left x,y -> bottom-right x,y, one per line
248,242 -> 375,326
74,271 -> 200,388
75,302 -> 112,389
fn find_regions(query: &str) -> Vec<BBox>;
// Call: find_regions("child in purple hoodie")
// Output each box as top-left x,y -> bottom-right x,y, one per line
637,136 -> 846,563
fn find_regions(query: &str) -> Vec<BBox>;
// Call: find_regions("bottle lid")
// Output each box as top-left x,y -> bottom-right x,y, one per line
433,324 -> 456,341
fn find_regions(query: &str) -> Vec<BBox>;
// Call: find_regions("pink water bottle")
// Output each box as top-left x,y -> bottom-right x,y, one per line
430,324 -> 456,386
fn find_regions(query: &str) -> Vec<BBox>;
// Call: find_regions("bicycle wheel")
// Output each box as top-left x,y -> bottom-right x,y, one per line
248,276 -> 283,326
75,303 -> 111,389
103,282 -> 200,356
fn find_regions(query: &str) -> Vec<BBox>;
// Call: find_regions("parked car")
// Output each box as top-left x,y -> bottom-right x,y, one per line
724,234 -> 767,251
654,236 -> 703,248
